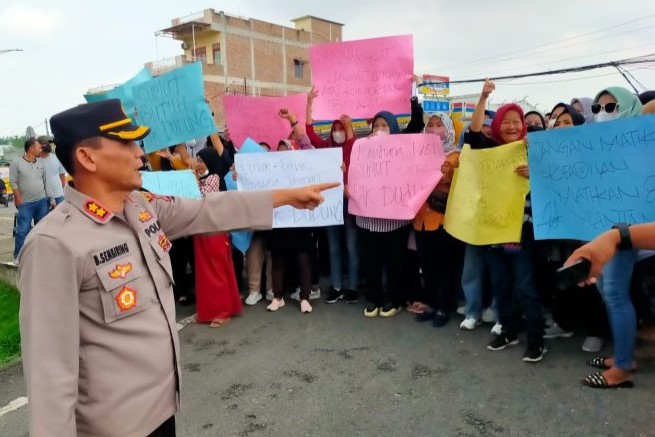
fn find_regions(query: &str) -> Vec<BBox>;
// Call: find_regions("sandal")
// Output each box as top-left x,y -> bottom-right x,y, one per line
209,318 -> 230,328
581,372 -> 634,389
588,357 -> 638,372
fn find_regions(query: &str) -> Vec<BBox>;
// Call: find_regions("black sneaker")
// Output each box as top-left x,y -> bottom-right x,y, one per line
522,344 -> 548,363
416,310 -> 436,322
432,311 -> 450,328
345,289 -> 359,303
325,287 -> 345,304
487,333 -> 519,351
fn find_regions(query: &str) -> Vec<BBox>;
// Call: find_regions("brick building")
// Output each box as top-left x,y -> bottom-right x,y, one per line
147,9 -> 344,126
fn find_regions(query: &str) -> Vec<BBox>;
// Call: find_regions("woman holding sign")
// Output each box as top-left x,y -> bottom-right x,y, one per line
193,147 -> 242,327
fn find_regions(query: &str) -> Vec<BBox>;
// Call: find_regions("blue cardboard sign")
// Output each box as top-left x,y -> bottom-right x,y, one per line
84,68 -> 153,120
140,170 -> 202,199
528,115 -> 655,241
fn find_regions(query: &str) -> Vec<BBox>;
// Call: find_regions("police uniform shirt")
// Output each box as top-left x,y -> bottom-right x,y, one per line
18,185 -> 272,437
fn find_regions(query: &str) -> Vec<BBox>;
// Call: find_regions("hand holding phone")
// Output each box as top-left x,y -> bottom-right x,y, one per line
556,259 -> 591,290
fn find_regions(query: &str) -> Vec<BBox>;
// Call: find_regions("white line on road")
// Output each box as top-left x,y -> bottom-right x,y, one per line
0,397 -> 28,418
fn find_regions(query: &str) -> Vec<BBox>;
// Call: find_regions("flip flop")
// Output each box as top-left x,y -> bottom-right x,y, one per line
588,357 -> 638,372
209,318 -> 230,328
581,372 -> 634,389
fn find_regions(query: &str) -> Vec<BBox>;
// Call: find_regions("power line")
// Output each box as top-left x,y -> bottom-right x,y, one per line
427,13 -> 655,71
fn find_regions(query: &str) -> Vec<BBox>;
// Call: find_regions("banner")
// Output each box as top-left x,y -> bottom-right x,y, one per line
235,148 -> 343,228
226,137 -> 268,253
309,35 -> 414,120
84,68 -> 153,120
444,142 -> 529,245
528,115 -> 655,241
140,170 -> 202,199
134,62 -> 216,153
222,94 -> 307,152
420,74 -> 450,96
347,134 -> 445,219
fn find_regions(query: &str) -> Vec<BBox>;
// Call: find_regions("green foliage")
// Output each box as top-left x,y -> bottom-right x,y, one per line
0,281 -> 21,365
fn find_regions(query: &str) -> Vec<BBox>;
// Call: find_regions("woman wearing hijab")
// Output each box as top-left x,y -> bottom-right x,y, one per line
413,113 -> 464,327
305,87 -> 360,304
570,97 -> 594,124
193,147 -> 242,327
580,87 -> 650,388
353,111 -> 412,318
547,103 -> 568,129
459,79 -> 546,363
524,111 -> 546,131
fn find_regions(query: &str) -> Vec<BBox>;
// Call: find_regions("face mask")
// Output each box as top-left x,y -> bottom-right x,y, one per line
526,125 -> 544,133
594,111 -> 620,123
374,129 -> 389,136
548,119 -> 556,129
332,131 -> 346,144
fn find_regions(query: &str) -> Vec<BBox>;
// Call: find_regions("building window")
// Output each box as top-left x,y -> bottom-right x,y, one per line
294,59 -> 304,78
212,43 -> 221,66
194,46 -> 207,63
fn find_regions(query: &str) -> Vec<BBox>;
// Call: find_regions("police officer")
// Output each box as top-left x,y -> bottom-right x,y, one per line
18,99 -> 337,437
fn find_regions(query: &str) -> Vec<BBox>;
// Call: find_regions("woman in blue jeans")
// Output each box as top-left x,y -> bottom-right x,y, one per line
567,223 -> 655,389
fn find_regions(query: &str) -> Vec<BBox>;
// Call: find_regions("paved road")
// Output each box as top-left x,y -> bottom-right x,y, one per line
1,291 -> 654,437
0,203 -> 16,262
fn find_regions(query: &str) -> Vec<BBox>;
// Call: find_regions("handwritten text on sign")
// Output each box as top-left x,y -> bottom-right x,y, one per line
528,115 -> 655,241
222,94 -> 307,151
141,170 -> 202,199
134,62 -> 216,153
236,148 -> 343,228
84,68 -> 153,121
309,35 -> 414,120
444,142 -> 529,245
347,134 -> 445,220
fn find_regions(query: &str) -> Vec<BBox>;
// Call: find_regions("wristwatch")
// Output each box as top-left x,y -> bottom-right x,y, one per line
611,223 -> 632,250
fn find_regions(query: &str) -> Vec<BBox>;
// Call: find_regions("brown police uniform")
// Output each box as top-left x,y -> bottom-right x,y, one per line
18,98 -> 274,437
19,186 -> 272,436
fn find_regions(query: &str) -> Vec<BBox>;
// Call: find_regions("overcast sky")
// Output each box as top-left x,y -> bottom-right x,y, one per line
1,0 -> 654,137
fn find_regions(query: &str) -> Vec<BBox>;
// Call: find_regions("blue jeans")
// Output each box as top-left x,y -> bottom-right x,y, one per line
486,241 -> 544,347
14,198 -> 49,258
326,201 -> 360,290
597,250 -> 639,371
462,244 -> 486,319
54,196 -> 65,205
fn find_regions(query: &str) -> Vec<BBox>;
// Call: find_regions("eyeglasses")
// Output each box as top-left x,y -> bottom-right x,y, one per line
591,103 -> 619,114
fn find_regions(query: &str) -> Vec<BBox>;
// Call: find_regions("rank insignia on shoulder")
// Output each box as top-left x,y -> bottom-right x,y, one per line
84,200 -> 110,222
139,191 -> 173,203
116,286 -> 137,312
138,211 -> 153,223
109,263 -> 132,280
158,234 -> 172,253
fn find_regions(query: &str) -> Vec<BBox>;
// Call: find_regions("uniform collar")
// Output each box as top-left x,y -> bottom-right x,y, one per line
64,185 -> 116,224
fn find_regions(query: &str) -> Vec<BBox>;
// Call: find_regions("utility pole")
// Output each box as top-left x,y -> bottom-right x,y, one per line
44,119 -> 50,137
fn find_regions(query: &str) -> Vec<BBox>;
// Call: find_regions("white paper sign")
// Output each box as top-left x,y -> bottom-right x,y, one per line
236,148 -> 344,228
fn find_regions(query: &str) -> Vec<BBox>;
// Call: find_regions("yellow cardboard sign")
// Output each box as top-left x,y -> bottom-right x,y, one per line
444,141 -> 529,245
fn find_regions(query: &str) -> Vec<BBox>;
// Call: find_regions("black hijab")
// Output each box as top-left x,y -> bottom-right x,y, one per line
197,147 -> 226,191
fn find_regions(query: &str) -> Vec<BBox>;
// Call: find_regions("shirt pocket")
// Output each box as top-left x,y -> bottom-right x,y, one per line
95,259 -> 153,323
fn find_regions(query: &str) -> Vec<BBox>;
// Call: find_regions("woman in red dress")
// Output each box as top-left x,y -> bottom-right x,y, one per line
194,147 -> 242,327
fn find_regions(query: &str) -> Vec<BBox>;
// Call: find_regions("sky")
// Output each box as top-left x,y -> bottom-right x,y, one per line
1,0 -> 654,137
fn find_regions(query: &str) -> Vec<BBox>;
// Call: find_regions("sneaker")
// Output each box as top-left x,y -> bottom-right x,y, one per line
522,345 -> 548,363
582,336 -> 605,353
266,298 -> 285,312
481,307 -> 496,324
487,333 -> 519,351
416,310 -> 436,322
379,303 -> 402,318
456,305 -> 466,316
364,304 -> 380,317
10,257 -> 18,266
432,311 -> 450,328
544,323 -> 574,339
265,290 -> 274,301
300,299 -> 313,314
245,292 -> 263,306
460,317 -> 481,330
291,287 -> 321,301
345,289 -> 359,303
490,323 -> 503,336
325,287 -> 345,304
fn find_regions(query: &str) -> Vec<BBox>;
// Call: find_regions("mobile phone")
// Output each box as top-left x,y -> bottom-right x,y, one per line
556,259 -> 592,290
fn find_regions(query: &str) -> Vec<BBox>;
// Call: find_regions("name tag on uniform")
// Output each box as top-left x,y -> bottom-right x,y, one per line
93,243 -> 130,266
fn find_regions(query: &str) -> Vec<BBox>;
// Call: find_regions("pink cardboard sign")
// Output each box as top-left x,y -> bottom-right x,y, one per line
222,94 -> 307,150
347,134 -> 445,220
309,35 -> 414,120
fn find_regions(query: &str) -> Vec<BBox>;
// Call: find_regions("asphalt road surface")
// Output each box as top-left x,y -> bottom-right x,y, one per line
1,291 -> 655,437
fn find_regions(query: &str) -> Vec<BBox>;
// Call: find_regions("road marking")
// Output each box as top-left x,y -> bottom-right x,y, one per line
176,314 -> 196,331
0,397 -> 28,418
